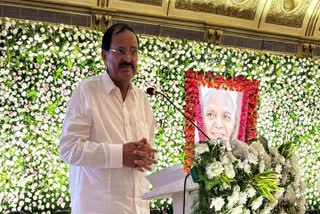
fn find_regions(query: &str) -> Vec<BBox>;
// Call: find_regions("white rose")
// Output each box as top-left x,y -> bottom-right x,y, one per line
195,143 -> 209,154
206,161 -> 224,179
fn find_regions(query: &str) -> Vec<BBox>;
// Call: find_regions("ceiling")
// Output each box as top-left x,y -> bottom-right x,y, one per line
42,0 -> 320,41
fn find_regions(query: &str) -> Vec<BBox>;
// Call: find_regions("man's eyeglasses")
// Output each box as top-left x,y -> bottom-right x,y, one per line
110,48 -> 138,57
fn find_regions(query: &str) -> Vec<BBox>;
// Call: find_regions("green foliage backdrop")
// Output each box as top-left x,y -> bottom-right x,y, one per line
0,18 -> 320,213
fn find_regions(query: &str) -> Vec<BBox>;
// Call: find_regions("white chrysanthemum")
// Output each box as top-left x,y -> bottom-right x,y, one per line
206,161 -> 224,179
316,180 -> 320,192
259,160 -> 265,173
275,164 -> 282,173
244,160 -> 251,174
225,163 -> 235,178
246,186 -> 256,198
239,191 -> 248,204
274,187 -> 285,199
195,143 -> 209,154
248,152 -> 258,165
230,205 -> 243,214
251,196 -> 264,210
227,186 -> 240,208
261,205 -> 273,214
210,197 -> 225,211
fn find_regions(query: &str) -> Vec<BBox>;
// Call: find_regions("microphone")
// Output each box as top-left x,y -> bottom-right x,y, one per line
146,87 -> 211,141
146,87 -> 156,96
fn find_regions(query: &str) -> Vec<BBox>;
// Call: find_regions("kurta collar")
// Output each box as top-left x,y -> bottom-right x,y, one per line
102,71 -> 136,96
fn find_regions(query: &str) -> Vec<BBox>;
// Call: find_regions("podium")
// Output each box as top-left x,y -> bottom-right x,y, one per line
143,164 -> 199,214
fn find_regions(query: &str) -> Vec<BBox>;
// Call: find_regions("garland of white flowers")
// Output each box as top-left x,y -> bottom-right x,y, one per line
0,17 -> 320,213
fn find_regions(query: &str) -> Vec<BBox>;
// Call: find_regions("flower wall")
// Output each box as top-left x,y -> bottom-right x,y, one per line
0,18 -> 320,213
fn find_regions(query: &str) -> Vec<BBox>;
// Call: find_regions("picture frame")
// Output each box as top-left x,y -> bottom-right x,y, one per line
183,70 -> 259,173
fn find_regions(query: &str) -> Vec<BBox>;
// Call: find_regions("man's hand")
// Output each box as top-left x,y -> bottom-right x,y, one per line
123,138 -> 157,172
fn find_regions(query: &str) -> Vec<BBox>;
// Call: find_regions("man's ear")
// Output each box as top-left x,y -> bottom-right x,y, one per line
101,50 -> 108,67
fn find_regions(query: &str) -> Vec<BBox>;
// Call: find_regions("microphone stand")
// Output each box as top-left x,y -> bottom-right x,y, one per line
156,91 -> 211,141
148,89 -> 210,214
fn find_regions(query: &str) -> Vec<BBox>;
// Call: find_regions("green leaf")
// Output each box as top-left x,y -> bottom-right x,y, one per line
252,170 -> 280,202
258,186 -> 276,202
47,102 -> 58,116
229,67 -> 235,78
54,67 -> 63,81
67,57 -> 73,70
37,53 -> 43,65
278,141 -> 295,159
27,89 -> 38,101
1,173 -> 7,181
23,113 -> 34,125
258,136 -> 269,153
6,42 -> 11,64
205,176 -> 220,191
289,112 -> 298,121
4,80 -> 12,87
220,175 -> 234,186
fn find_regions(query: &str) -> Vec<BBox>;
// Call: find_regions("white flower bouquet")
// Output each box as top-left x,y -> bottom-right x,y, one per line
191,137 -> 305,213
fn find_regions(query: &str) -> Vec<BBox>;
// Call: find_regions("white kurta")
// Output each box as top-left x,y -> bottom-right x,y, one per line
59,72 -> 155,214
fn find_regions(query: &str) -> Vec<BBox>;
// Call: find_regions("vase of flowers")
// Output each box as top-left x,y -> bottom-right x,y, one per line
191,137 -> 305,214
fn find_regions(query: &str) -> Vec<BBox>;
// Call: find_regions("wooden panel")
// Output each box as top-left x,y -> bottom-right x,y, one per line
108,0 -> 169,16
37,0 -> 97,7
3,5 -> 21,19
222,35 -> 263,50
259,0 -> 317,38
168,0 -> 266,29
262,40 -> 297,53
310,1 -> 320,39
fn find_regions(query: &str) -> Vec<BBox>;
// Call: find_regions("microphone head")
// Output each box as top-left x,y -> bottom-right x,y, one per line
146,87 -> 156,95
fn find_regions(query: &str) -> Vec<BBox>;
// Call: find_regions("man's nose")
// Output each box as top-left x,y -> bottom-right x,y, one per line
214,117 -> 223,128
121,53 -> 132,62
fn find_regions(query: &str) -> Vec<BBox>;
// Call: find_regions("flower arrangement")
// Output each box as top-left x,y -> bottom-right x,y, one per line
192,137 -> 305,213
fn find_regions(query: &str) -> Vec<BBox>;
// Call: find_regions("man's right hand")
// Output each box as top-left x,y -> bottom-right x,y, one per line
123,138 -> 157,172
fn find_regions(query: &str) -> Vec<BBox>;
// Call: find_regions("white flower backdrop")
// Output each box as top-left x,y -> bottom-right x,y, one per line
0,17 -> 320,213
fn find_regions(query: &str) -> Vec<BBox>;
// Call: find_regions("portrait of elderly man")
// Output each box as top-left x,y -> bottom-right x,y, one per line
200,88 -> 241,141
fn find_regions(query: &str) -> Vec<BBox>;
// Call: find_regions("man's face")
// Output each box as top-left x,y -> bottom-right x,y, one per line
203,92 -> 236,141
102,30 -> 138,85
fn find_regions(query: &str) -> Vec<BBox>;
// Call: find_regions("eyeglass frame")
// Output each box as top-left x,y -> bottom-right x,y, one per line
109,48 -> 139,57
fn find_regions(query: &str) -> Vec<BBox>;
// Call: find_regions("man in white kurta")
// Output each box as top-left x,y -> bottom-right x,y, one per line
59,23 -> 157,214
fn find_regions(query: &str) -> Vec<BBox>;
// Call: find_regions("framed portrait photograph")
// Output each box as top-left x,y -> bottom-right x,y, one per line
196,87 -> 243,142
183,70 -> 259,172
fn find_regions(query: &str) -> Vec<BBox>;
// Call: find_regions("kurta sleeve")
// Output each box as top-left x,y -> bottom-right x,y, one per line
59,85 -> 123,169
